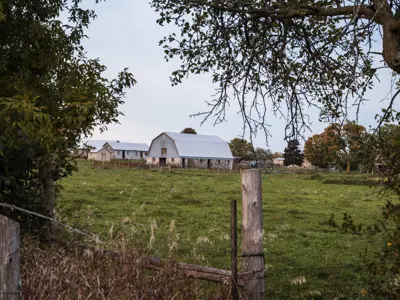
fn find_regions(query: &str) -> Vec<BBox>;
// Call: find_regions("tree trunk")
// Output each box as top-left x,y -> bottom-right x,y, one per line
378,0 -> 400,73
38,157 -> 55,242
346,160 -> 351,174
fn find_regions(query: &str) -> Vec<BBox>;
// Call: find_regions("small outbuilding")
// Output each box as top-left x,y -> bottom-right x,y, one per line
273,157 -> 285,167
87,147 -> 112,162
147,132 -> 233,169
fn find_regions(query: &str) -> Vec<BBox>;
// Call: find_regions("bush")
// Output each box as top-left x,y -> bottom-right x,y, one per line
322,178 -> 385,186
308,173 -> 323,180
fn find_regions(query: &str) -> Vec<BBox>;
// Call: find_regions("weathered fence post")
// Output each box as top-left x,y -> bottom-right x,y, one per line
241,169 -> 265,300
231,200 -> 239,300
0,215 -> 21,300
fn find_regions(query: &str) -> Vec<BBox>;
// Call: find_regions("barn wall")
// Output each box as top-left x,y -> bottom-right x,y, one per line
210,159 -> 232,170
183,158 -> 232,169
167,158 -> 181,166
113,150 -> 148,160
147,157 -> 159,166
148,134 -> 179,158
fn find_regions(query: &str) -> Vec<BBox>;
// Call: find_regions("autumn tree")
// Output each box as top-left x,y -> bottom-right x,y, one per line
325,122 -> 368,173
229,138 -> 254,160
0,0 -> 135,239
181,128 -> 197,134
283,139 -> 304,166
304,134 -> 330,168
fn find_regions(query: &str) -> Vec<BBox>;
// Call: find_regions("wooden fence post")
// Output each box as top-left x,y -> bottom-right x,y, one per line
0,215 -> 21,300
231,200 -> 239,300
241,170 -> 265,300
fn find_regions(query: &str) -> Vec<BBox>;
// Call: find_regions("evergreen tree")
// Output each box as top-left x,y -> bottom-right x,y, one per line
283,140 -> 304,166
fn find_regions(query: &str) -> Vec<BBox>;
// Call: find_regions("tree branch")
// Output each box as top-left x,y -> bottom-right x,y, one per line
183,0 -> 378,23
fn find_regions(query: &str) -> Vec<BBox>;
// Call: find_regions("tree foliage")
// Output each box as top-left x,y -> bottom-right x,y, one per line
305,121 -> 367,171
150,0 -> 400,138
304,134 -> 331,168
283,139 -> 304,166
181,127 -> 197,134
0,0 -> 135,237
229,138 -> 254,160
254,147 -> 273,161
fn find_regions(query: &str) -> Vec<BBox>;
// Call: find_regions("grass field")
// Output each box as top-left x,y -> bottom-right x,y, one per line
57,161 -> 395,299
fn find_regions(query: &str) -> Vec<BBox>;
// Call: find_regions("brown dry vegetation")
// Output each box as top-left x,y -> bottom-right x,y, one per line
21,237 -> 234,300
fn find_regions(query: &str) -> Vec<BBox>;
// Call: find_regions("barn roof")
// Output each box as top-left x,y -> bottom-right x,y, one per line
107,141 -> 149,151
81,140 -> 149,152
164,132 -> 233,159
82,140 -> 108,153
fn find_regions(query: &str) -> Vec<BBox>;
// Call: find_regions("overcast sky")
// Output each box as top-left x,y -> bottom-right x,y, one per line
81,0 -> 398,152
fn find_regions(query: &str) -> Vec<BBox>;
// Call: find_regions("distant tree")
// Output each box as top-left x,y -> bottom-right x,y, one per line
358,124 -> 400,176
304,132 -> 339,168
254,148 -> 273,161
229,138 -> 253,160
325,122 -> 367,173
272,152 -> 283,159
181,128 -> 197,134
304,134 -> 329,168
254,148 -> 273,167
283,139 -> 304,166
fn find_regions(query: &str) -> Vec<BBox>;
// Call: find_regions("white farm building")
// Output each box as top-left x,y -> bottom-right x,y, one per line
146,132 -> 233,169
78,140 -> 149,161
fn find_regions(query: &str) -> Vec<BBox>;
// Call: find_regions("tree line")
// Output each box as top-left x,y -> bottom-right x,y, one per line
304,121 -> 400,173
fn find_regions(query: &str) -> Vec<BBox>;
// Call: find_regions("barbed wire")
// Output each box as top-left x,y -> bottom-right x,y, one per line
0,203 -> 101,243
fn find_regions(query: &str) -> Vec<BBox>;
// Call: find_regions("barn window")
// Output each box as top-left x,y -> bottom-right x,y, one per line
161,148 -> 167,156
218,160 -> 221,163
171,158 -> 175,162
200,159 -> 204,163
145,152 -> 148,156
136,151 -> 139,156
152,157 -> 155,162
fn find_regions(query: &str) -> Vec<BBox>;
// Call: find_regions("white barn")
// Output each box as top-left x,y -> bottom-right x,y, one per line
146,132 -> 233,169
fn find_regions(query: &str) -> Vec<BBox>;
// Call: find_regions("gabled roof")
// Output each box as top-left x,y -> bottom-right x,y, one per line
107,141 -> 149,151
82,140 -> 108,153
81,140 -> 149,152
163,132 -> 233,159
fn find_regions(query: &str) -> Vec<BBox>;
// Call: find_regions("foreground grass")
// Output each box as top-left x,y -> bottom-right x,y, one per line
58,161 -> 394,299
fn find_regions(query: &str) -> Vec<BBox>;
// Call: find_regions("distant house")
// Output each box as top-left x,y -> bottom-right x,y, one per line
105,141 -> 149,160
147,132 -> 233,169
77,140 -> 149,161
273,157 -> 285,166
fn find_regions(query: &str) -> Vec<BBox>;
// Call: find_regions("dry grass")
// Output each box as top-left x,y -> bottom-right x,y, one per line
21,237 -> 234,300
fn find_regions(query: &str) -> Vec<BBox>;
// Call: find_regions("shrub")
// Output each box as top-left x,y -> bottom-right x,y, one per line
322,178 -> 385,186
308,173 -> 323,180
